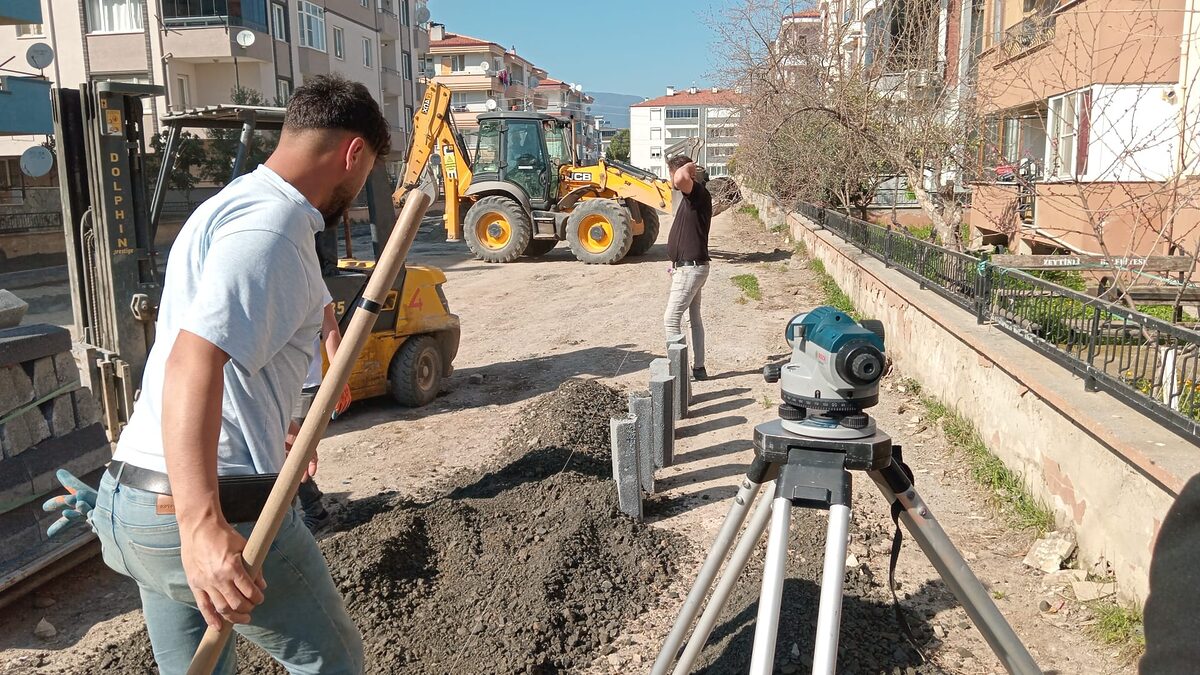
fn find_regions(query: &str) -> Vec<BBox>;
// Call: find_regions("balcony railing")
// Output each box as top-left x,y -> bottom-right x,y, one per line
999,13 -> 1056,59
161,0 -> 269,33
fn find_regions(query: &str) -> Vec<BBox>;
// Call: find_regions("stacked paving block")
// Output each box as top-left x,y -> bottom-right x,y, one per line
0,323 -> 110,590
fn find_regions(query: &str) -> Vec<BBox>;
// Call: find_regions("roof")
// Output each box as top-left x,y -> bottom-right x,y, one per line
785,9 -> 820,18
537,77 -> 567,88
160,104 -> 288,130
632,89 -> 741,108
430,32 -> 502,50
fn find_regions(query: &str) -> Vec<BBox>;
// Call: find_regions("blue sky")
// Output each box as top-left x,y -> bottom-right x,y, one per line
428,0 -> 726,101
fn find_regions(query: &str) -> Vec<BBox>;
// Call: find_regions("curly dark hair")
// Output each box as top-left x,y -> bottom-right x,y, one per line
284,74 -> 391,156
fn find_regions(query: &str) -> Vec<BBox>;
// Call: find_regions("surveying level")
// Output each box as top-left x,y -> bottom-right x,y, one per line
652,307 -> 1042,675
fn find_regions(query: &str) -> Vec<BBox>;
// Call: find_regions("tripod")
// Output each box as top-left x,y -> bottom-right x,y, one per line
651,418 -> 1042,675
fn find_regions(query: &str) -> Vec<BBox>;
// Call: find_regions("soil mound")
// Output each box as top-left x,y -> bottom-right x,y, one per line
88,378 -> 690,674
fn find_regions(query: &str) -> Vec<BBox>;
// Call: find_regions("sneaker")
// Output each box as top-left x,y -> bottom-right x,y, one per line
692,367 -> 709,381
302,506 -> 332,532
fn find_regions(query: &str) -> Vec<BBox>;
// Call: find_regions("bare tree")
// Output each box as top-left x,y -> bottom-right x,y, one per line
713,0 -> 977,248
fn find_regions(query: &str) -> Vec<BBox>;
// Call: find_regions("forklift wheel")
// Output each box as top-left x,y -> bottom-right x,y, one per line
388,335 -> 443,407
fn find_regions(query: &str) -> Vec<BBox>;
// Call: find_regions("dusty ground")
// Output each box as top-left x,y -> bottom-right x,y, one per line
0,209 -> 1119,673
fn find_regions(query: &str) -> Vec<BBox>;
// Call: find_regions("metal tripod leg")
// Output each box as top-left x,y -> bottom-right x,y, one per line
671,482 -> 777,675
871,460 -> 1042,675
749,493 -> 793,675
652,457 -> 776,675
812,503 -> 851,674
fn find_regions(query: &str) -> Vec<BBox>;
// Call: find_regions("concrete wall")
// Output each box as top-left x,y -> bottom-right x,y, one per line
747,188 -> 1199,607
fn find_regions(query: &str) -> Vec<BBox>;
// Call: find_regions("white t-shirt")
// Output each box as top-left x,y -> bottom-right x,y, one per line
112,165 -> 327,475
305,287 -> 334,389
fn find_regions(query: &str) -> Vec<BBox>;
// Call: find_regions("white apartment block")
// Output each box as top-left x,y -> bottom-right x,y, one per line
630,86 -> 740,179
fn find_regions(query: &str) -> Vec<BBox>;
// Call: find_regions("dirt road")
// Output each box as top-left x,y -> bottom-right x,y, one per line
1,208 -> 1117,673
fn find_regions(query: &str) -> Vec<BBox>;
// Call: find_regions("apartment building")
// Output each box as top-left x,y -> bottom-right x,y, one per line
426,24 -> 547,132
629,86 -> 740,179
967,0 -> 1200,256
0,0 -> 429,199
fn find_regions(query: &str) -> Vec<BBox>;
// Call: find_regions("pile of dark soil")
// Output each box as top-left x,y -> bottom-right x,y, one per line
87,379 -> 690,674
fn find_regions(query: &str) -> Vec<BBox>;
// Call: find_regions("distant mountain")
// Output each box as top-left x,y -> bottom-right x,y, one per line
588,92 -> 645,129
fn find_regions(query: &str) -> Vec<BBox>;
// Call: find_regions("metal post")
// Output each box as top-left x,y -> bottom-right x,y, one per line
977,263 -> 993,325
230,115 -> 257,182
1085,305 -> 1102,391
148,122 -> 180,244
885,229 -> 894,268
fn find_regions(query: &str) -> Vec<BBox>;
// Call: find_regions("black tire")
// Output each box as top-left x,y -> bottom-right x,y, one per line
388,335 -> 443,407
523,239 -> 558,257
464,196 -> 532,263
627,205 -> 661,256
565,199 -> 633,264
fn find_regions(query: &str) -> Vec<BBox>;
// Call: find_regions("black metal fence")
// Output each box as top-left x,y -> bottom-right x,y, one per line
0,211 -> 62,235
798,203 -> 1200,442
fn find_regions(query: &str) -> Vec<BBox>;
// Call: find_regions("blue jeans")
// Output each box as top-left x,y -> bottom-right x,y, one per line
92,471 -> 364,674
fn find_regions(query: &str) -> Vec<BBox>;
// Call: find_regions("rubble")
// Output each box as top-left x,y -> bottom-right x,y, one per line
1022,530 -> 1076,573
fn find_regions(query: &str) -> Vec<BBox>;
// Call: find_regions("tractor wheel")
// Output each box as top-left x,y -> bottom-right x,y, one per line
565,199 -> 633,264
523,239 -> 558,258
464,196 -> 532,263
388,335 -> 443,407
627,205 -> 661,256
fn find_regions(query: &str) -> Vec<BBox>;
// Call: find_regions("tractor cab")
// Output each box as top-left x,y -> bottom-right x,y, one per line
471,112 -> 574,209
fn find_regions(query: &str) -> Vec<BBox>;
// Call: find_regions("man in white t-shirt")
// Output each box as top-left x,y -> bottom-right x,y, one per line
89,75 -> 388,674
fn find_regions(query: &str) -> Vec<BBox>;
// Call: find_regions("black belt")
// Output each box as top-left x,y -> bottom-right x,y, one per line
674,260 -> 708,267
107,461 -> 279,523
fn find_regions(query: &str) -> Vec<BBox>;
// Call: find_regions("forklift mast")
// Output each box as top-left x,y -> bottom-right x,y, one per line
52,82 -> 165,440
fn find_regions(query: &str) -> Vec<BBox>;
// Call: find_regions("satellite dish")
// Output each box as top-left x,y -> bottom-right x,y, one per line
20,146 -> 53,178
235,30 -> 256,48
485,98 -> 498,111
415,3 -> 431,24
574,84 -> 583,92
480,60 -> 491,72
25,43 -> 54,70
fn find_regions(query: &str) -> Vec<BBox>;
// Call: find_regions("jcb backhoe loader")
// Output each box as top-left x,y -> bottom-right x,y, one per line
393,83 -> 675,265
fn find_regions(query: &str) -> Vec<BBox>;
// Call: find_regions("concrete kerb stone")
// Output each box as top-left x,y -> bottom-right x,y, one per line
649,374 -> 675,468
667,344 -> 689,420
628,391 -> 655,495
0,290 -> 29,330
609,414 -> 642,520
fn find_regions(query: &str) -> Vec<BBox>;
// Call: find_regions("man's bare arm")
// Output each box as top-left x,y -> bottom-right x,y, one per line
673,161 -> 696,195
162,329 -> 265,628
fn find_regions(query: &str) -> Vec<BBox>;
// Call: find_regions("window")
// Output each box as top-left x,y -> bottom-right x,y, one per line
418,56 -> 431,76
276,78 -> 292,104
16,23 -> 44,37
174,74 -> 191,110
650,147 -> 662,158
1048,90 -> 1090,179
474,119 -> 501,173
297,1 -> 326,51
451,54 -> 466,72
333,26 -> 344,59
86,0 -> 145,33
270,3 -> 287,41
400,0 -> 409,25
360,0 -> 368,7
362,37 -> 373,68
650,128 -> 662,140
649,108 -> 662,122
665,107 -> 699,120
402,51 -> 412,80
871,175 -> 919,207
404,105 -> 413,132
1,159 -> 26,205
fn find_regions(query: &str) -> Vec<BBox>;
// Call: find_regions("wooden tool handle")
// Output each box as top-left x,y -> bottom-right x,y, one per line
186,183 -> 435,674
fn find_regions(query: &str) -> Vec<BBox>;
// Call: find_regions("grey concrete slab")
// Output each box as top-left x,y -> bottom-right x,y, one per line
650,374 -> 675,468
628,391 -> 654,494
609,414 -> 642,520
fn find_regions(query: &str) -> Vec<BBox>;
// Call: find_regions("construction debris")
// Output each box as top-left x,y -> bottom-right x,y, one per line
33,617 -> 56,639
1022,530 -> 1076,574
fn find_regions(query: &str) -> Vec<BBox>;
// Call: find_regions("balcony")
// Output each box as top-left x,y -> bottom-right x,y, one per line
0,0 -> 40,25
382,66 -> 404,96
998,12 -> 1057,61
377,2 -> 399,40
161,0 -> 269,32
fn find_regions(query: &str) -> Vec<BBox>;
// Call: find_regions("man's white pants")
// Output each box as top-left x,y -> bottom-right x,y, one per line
663,263 -> 710,369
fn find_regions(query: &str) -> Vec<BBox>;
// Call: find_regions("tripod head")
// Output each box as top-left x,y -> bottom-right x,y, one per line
763,307 -> 886,439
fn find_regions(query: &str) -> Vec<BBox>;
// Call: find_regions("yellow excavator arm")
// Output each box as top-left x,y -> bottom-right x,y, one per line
392,82 -> 472,241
